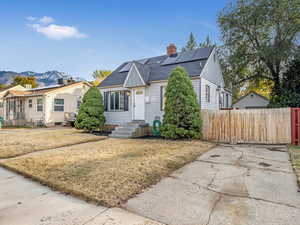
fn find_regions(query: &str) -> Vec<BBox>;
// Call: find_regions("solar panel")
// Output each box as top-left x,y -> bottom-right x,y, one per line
161,54 -> 180,66
137,58 -> 149,64
119,62 -> 132,72
191,48 -> 212,61
176,50 -> 197,63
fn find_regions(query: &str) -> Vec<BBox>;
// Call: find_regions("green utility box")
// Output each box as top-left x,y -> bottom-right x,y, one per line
0,116 -> 3,129
152,116 -> 161,136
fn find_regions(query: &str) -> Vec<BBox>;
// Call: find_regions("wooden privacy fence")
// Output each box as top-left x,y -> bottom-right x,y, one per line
201,108 -> 291,144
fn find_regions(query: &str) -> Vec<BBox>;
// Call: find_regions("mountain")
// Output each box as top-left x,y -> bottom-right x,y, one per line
0,70 -> 85,87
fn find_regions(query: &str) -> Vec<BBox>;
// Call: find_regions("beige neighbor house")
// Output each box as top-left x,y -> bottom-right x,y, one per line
233,91 -> 270,109
3,81 -> 91,126
0,85 -> 26,118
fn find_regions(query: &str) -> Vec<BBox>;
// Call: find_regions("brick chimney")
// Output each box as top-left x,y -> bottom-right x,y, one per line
167,43 -> 177,56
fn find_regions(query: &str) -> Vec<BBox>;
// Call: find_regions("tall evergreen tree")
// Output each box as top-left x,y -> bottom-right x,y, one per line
199,35 -> 216,48
182,33 -> 197,52
75,87 -> 105,131
161,66 -> 202,139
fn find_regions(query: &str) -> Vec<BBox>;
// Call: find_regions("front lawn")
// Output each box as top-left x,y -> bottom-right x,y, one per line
0,128 -> 106,158
1,138 -> 214,207
290,146 -> 300,187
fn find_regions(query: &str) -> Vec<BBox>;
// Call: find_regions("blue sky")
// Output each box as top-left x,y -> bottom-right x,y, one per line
0,0 -> 229,80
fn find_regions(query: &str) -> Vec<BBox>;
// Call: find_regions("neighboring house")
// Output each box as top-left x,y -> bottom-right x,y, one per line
98,43 -> 232,126
233,91 -> 270,109
0,85 -> 26,118
3,81 -> 91,126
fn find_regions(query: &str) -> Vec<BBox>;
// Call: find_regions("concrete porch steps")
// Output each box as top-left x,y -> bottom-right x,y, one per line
109,121 -> 150,138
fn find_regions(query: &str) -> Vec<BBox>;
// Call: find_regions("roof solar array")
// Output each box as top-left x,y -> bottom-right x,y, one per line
119,58 -> 149,72
161,47 -> 212,66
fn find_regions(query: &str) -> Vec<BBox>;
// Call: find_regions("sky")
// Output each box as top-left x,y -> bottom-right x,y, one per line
0,0 -> 229,80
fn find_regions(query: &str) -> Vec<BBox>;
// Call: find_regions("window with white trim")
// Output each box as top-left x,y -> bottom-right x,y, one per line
104,91 -> 129,111
205,85 -> 210,103
54,99 -> 64,112
160,86 -> 166,111
37,98 -> 43,112
28,99 -> 32,108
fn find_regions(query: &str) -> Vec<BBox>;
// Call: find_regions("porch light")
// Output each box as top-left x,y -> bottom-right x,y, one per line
126,92 -> 131,96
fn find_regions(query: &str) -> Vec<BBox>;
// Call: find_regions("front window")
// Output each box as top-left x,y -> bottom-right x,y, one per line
54,99 -> 64,112
160,86 -> 166,111
205,85 -> 210,103
104,91 -> 129,111
37,98 -> 43,112
28,99 -> 32,108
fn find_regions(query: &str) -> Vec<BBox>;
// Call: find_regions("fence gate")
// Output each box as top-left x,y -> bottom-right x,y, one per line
291,108 -> 300,146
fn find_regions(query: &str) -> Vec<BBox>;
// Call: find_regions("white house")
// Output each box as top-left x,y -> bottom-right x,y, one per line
0,85 -> 26,119
98,44 -> 231,137
3,81 -> 91,126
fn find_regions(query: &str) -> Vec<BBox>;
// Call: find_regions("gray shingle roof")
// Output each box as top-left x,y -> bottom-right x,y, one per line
99,47 -> 213,88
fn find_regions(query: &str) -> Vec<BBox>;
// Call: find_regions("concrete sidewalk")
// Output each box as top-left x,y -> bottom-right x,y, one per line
0,168 -> 163,225
125,144 -> 300,225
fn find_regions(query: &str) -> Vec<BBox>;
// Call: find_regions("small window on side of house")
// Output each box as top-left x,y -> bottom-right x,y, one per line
28,99 -> 32,108
37,98 -> 43,112
54,99 -> 64,112
160,86 -> 166,111
205,85 -> 210,103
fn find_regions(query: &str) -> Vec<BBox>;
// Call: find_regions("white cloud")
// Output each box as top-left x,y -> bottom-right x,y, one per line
26,16 -> 36,21
39,16 -> 55,25
29,23 -> 87,40
27,16 -> 87,40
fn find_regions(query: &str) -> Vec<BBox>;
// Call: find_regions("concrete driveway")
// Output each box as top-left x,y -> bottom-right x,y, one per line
0,168 -> 163,225
125,144 -> 300,225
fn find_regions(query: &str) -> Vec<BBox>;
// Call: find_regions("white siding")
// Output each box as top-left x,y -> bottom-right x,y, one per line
99,86 -> 132,125
100,78 -> 201,125
200,77 -> 220,110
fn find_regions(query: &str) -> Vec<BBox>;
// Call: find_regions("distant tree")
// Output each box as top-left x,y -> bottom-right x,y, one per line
161,67 -> 202,139
182,33 -> 198,52
199,35 -> 216,48
0,83 -> 8,89
92,70 -> 111,85
12,76 -> 38,88
269,57 -> 300,107
218,0 -> 300,97
240,79 -> 273,99
75,87 -> 105,131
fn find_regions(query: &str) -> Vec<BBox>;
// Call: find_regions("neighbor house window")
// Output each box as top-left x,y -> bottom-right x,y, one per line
37,98 -> 43,112
77,100 -> 81,109
54,99 -> 64,112
205,85 -> 210,103
28,99 -> 32,108
104,91 -> 129,112
0,102 -> 3,108
160,86 -> 166,111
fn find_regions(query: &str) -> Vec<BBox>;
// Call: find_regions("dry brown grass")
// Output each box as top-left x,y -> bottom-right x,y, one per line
1,138 -> 214,207
290,146 -> 300,187
0,128 -> 106,158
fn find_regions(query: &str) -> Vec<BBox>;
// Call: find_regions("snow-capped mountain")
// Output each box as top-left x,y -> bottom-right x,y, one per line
0,70 -> 84,86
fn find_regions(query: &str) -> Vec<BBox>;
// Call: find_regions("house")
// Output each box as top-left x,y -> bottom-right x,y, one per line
3,81 -> 91,126
98,43 -> 231,136
0,85 -> 26,118
233,91 -> 269,109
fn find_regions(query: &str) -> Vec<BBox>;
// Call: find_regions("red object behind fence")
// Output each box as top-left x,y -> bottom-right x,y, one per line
291,108 -> 300,146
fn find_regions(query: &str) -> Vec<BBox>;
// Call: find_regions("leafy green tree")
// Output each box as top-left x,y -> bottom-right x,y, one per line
182,33 -> 197,52
12,76 -> 38,88
218,0 -> 300,97
270,57 -> 300,107
75,87 -> 105,131
161,66 -> 202,139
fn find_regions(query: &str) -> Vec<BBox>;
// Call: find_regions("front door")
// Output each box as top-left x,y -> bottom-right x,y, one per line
133,88 -> 145,120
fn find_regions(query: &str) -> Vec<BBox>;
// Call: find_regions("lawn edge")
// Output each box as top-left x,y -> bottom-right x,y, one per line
0,141 -> 216,207
0,137 -> 107,159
